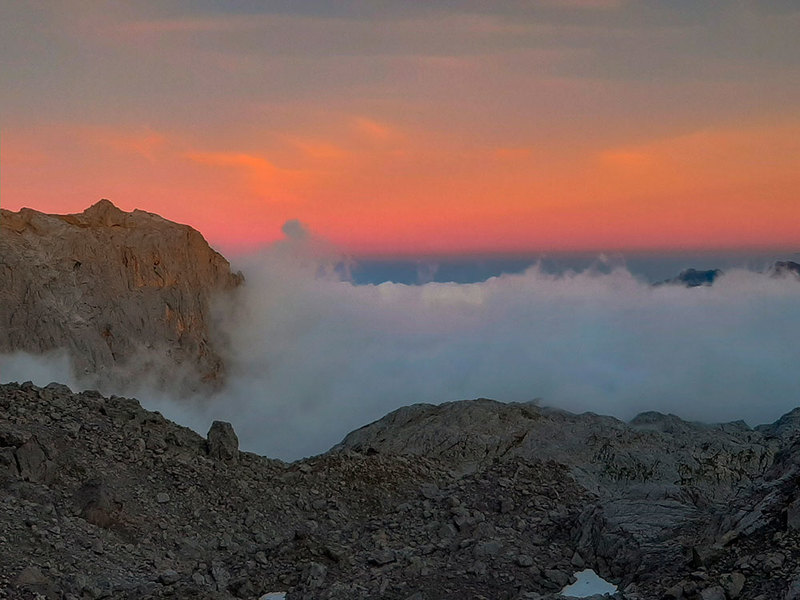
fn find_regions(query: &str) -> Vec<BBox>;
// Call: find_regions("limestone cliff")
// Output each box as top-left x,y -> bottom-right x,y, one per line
0,199 -> 243,391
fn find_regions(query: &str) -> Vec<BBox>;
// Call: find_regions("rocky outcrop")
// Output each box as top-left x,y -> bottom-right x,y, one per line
207,420 -> 239,463
656,268 -> 722,287
657,260 -> 800,287
0,200 -> 243,392
0,382 -> 591,600
337,399 -> 778,496
3,382 -> 800,599
770,260 -> 800,279
337,399 -> 800,592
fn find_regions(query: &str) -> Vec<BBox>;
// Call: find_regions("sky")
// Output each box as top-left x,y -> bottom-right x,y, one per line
2,1 -> 799,256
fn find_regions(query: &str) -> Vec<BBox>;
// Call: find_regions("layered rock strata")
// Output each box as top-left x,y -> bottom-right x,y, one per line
0,200 -> 242,391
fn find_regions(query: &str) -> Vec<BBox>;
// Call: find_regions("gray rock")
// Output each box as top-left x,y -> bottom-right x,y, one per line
787,574 -> 800,600
369,549 -> 396,565
13,565 -> 54,594
211,559 -> 230,591
91,538 -> 104,554
0,447 -> 19,479
543,569 -> 570,588
787,498 -> 800,531
720,572 -> 746,599
516,554 -> 534,567
207,421 -> 239,463
692,545 -> 725,568
762,552 -> 785,572
500,497 -> 515,513
73,478 -> 118,528
437,522 -> 457,538
700,586 -> 726,600
663,583 -> 685,599
473,540 -> 502,558
303,562 -> 327,589
158,570 -> 180,585
16,438 -> 50,482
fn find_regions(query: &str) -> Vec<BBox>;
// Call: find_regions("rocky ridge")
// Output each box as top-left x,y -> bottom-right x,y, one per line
657,269 -> 721,287
338,399 -> 800,598
0,200 -> 242,392
2,383 -> 800,600
657,260 -> 800,287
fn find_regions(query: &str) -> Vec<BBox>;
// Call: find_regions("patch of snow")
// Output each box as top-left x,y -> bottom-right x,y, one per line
560,569 -> 618,597
259,593 -> 286,600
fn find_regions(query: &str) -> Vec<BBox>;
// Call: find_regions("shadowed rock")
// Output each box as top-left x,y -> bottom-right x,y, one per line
73,478 -> 121,529
770,260 -> 800,279
16,437 -> 51,483
207,420 -> 239,463
656,268 -> 722,287
3,382 -> 800,599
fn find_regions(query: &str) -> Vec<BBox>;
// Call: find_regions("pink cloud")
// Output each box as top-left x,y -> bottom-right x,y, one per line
352,117 -> 400,142
80,127 -> 167,161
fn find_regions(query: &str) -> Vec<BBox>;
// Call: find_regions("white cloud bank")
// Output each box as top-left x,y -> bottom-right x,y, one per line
2,229 -> 799,460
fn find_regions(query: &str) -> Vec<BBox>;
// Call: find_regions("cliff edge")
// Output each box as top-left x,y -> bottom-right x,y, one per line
0,200 -> 243,391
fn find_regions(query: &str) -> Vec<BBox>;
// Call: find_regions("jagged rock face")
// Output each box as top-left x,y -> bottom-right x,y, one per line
336,399 -> 800,582
0,382 -> 592,600
3,383 -> 800,599
337,399 -> 779,496
0,200 -> 243,391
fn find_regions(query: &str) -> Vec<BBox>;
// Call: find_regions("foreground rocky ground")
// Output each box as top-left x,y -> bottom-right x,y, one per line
2,382 -> 800,600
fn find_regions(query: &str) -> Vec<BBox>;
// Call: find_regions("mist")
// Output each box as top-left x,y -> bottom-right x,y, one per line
2,229 -> 799,460
0,350 -> 79,391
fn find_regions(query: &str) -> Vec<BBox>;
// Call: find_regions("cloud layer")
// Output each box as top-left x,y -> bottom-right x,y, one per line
3,232 -> 799,460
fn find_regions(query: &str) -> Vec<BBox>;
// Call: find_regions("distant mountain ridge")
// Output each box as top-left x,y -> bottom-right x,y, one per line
656,260 -> 800,287
0,200 -> 243,392
657,268 -> 722,287
771,260 -> 800,279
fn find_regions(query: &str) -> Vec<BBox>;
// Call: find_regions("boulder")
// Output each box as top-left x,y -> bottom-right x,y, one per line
787,498 -> 800,531
720,572 -> 746,599
207,421 -> 239,462
73,478 -> 119,528
16,438 -> 50,483
787,573 -> 800,600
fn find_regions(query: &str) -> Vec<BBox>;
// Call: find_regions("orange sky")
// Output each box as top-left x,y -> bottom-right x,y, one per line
2,2 -> 799,256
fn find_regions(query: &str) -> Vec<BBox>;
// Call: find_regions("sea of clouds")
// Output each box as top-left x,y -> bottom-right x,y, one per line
2,224 -> 800,460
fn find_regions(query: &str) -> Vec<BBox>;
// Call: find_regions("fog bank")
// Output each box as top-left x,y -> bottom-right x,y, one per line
2,230 -> 799,460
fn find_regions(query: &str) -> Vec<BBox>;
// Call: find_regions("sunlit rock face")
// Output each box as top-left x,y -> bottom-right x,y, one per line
0,200 -> 242,392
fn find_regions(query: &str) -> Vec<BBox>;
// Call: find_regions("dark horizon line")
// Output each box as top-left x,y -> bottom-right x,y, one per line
345,246 -> 800,262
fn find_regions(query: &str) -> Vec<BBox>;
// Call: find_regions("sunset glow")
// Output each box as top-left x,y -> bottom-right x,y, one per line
2,2 -> 798,256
